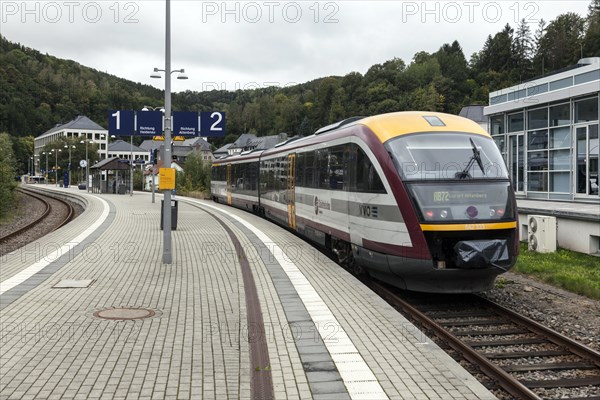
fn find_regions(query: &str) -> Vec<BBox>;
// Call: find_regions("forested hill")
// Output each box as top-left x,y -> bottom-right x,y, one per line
1,0 -> 599,147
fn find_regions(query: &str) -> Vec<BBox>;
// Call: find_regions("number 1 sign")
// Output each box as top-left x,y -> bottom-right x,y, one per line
108,110 -> 135,136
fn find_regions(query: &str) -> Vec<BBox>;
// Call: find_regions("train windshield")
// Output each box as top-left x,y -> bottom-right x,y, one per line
386,132 -> 508,181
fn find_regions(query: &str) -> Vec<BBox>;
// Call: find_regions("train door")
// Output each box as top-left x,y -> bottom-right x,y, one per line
226,163 -> 232,205
287,153 -> 296,229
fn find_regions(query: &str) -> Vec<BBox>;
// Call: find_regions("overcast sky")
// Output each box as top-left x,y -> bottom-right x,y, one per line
2,1 -> 591,92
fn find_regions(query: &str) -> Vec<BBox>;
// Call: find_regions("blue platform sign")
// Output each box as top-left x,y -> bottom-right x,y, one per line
173,111 -> 198,136
137,111 -> 163,136
200,111 -> 226,137
108,110 -> 135,136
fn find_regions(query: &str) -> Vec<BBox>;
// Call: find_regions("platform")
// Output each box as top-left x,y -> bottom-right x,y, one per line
0,186 -> 496,399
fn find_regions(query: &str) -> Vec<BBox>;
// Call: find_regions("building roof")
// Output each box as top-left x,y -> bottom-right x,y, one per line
214,143 -> 231,155
230,133 -> 257,149
139,140 -> 159,151
108,140 -> 146,153
248,135 -> 281,150
90,157 -> 130,170
459,105 -> 486,124
38,115 -> 106,138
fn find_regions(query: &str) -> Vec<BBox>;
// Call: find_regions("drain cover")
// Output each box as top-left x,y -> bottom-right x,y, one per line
94,308 -> 155,320
53,279 -> 95,288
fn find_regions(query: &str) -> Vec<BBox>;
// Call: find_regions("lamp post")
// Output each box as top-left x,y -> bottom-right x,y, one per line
42,152 -> 49,183
80,139 -> 93,192
53,148 -> 61,186
64,144 -> 75,186
29,156 -> 33,176
150,0 -> 188,264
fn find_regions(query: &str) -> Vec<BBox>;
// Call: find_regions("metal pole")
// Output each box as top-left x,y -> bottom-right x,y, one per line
45,153 -> 48,183
86,141 -> 90,193
68,146 -> 72,186
162,0 -> 173,264
55,151 -> 58,186
130,135 -> 134,196
152,146 -> 156,203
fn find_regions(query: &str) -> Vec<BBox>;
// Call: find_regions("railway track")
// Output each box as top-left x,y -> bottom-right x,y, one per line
0,187 -> 76,248
370,281 -> 600,400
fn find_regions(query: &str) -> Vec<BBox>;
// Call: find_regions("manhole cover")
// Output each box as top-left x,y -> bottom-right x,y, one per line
94,308 -> 155,320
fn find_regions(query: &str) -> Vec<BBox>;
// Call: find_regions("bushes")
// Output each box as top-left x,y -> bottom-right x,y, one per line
0,133 -> 18,219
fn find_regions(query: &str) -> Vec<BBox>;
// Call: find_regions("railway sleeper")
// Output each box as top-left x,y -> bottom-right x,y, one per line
502,362 -> 597,372
451,327 -> 527,336
484,350 -> 572,359
521,376 -> 600,388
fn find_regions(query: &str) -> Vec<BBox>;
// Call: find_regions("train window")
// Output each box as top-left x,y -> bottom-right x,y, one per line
329,146 -> 345,191
352,144 -> 386,193
296,153 -> 305,187
317,149 -> 330,190
386,132 -> 509,180
304,151 -> 316,188
249,162 -> 258,191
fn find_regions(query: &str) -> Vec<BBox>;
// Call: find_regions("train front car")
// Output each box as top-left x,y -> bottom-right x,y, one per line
362,112 -> 519,293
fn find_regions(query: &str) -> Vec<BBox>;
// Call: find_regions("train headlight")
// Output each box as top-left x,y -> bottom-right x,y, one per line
489,208 -> 496,217
425,210 -> 434,219
440,209 -> 448,218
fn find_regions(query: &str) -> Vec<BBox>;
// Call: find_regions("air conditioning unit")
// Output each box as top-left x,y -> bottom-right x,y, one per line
528,215 -> 557,253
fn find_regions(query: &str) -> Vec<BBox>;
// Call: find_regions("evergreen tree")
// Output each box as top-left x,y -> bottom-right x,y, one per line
536,13 -> 585,71
582,0 -> 600,57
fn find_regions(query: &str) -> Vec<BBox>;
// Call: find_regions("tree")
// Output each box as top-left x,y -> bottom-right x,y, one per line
513,19 -> 535,80
535,13 -> 585,71
0,132 -> 17,218
582,0 -> 600,57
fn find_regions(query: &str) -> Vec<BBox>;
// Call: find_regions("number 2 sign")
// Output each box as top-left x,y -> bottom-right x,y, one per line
200,111 -> 226,137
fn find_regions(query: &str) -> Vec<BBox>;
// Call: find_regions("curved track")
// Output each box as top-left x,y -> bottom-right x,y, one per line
0,187 -> 75,245
371,281 -> 600,400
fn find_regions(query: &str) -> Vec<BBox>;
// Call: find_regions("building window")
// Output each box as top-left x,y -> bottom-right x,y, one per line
549,103 -> 570,126
490,115 -> 504,135
549,77 -> 572,91
528,108 -> 548,130
575,97 -> 599,123
508,112 -> 524,132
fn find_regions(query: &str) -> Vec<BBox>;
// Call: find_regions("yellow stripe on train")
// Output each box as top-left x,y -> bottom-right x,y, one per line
420,222 -> 517,232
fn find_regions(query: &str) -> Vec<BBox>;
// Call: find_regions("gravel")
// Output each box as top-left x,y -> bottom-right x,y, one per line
480,272 -> 600,352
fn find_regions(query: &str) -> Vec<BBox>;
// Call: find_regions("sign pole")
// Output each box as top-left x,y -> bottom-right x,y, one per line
130,135 -> 134,196
162,0 -> 173,264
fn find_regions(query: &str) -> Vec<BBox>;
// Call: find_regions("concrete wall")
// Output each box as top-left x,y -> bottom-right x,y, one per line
518,212 -> 600,255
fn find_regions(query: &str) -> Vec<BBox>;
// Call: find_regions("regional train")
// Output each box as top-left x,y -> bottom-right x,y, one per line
211,112 -> 519,293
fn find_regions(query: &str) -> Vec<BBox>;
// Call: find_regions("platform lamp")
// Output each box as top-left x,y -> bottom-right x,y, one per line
52,148 -> 61,186
64,144 -> 76,186
42,151 -> 49,183
149,0 -> 189,264
80,138 -> 93,192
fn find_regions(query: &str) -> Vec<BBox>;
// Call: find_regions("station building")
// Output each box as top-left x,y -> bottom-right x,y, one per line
484,57 -> 599,203
34,115 -> 109,162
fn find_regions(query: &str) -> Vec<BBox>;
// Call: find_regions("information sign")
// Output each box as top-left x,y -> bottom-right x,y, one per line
159,168 -> 176,190
138,111 -> 163,136
173,111 -> 198,136
200,111 -> 226,137
108,110 -> 135,136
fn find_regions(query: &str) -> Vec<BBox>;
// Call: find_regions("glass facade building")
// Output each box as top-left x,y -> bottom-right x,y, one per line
485,59 -> 599,202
